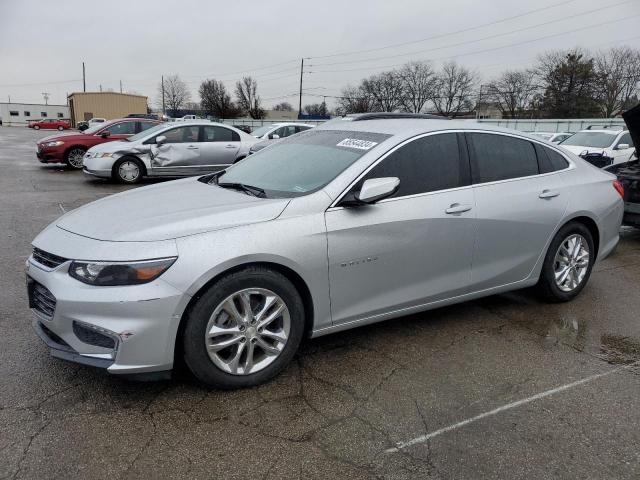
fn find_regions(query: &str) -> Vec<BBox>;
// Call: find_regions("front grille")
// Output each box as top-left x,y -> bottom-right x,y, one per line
27,277 -> 57,319
32,247 -> 68,269
73,321 -> 116,349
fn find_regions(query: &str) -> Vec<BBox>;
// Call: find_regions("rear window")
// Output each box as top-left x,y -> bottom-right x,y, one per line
468,133 -> 539,183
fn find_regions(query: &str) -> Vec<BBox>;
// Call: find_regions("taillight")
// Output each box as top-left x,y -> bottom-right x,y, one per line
613,180 -> 625,199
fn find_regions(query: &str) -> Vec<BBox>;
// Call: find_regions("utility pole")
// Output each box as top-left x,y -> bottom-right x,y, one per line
161,75 -> 166,116
82,62 -> 86,92
42,92 -> 50,105
99,84 -> 102,92
119,80 -> 123,93
298,58 -> 304,118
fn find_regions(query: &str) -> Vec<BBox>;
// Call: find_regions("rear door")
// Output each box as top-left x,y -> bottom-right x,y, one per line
325,132 -> 476,325
196,125 -> 241,169
466,132 -> 568,291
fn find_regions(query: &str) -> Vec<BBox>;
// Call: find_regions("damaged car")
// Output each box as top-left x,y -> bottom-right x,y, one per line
615,103 -> 640,228
83,121 -> 257,183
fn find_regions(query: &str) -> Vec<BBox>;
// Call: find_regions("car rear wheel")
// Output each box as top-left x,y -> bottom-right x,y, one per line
113,157 -> 144,184
536,222 -> 595,302
57,126 -> 64,131
64,147 -> 86,169
183,267 -> 305,389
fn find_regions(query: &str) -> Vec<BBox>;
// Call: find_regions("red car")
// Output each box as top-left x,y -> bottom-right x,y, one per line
36,118 -> 161,169
28,119 -> 71,131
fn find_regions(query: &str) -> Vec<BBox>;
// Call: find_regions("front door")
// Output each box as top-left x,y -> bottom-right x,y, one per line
325,132 -> 476,325
150,125 -> 201,172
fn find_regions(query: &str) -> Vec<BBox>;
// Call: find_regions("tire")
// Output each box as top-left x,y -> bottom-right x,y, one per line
64,147 -> 86,169
34,125 -> 40,130
57,126 -> 64,131
536,221 -> 595,302
183,266 -> 305,389
113,157 -> 144,184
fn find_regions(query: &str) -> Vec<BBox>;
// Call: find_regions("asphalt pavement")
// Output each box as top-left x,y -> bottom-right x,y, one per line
1,126 -> 639,479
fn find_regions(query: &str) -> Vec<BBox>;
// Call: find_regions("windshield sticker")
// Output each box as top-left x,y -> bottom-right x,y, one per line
336,138 -> 378,150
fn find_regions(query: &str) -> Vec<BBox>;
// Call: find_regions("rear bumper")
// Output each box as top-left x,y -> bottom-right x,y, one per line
623,202 -> 640,226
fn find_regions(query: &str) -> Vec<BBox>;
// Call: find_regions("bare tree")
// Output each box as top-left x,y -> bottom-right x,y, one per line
303,102 -> 328,116
362,71 -> 404,112
397,61 -> 437,113
158,74 -> 191,117
273,102 -> 294,112
336,85 -> 377,114
430,62 -> 477,118
235,76 -> 265,119
199,79 -> 239,118
485,70 -> 538,118
594,46 -> 640,117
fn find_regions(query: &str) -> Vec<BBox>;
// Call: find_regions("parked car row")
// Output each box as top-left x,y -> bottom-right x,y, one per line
27,112 -> 626,388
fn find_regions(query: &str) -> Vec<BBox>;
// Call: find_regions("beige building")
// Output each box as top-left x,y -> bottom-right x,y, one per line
67,92 -> 148,126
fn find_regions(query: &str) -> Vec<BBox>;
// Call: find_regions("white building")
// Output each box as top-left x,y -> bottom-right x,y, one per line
0,102 -> 70,126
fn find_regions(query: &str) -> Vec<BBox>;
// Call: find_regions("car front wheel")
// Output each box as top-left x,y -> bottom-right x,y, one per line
34,125 -> 40,130
113,157 -> 144,183
57,126 -> 64,131
537,222 -> 595,302
183,267 -> 305,389
65,147 -> 86,169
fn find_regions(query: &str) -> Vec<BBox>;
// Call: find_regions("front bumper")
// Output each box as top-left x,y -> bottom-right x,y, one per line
36,146 -> 64,163
26,255 -> 188,376
83,167 -> 112,178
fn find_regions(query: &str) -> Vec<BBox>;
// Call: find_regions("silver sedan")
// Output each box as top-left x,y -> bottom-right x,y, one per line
83,121 -> 258,183
28,115 -> 624,388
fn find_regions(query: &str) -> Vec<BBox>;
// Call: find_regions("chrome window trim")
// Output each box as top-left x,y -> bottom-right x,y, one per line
328,129 -> 575,210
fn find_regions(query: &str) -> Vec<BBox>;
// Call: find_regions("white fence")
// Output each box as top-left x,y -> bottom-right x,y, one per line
474,118 -> 625,133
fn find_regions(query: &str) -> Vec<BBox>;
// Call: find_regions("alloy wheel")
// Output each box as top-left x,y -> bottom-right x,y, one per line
205,288 -> 290,375
67,149 -> 85,168
118,160 -> 140,182
553,234 -> 590,292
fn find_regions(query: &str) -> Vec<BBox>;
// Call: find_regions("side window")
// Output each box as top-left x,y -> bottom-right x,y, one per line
296,125 -> 312,133
162,126 -> 199,143
202,126 -> 237,142
535,144 -> 569,173
359,133 -> 466,198
617,133 -> 633,148
105,122 -> 136,135
468,133 -> 538,183
139,121 -> 158,132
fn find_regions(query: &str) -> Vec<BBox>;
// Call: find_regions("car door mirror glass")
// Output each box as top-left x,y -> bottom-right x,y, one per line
156,135 -> 167,146
617,143 -> 630,150
270,134 -> 280,139
356,177 -> 400,204
100,130 -> 111,138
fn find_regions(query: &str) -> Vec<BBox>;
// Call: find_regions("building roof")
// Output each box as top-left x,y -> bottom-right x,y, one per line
67,92 -> 147,99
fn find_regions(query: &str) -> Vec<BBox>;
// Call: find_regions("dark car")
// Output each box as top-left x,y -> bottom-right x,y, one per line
615,103 -> 640,228
36,118 -> 161,169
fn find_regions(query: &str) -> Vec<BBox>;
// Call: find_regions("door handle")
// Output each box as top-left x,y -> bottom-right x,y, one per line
539,189 -> 560,199
445,203 -> 472,214
225,144 -> 236,149
187,146 -> 199,150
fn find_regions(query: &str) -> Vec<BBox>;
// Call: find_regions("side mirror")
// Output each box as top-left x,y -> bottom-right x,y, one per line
100,130 -> 111,138
356,177 -> 400,204
155,135 -> 167,146
269,133 -> 280,140
616,143 -> 630,150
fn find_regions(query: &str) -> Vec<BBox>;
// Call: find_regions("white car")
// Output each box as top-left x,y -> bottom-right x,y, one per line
88,118 -> 106,126
531,132 -> 573,144
251,123 -> 314,140
83,121 -> 258,183
559,128 -> 634,168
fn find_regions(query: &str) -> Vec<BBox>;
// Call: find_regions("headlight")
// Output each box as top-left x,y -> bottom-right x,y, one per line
68,257 -> 177,286
97,152 -> 114,158
44,141 -> 65,147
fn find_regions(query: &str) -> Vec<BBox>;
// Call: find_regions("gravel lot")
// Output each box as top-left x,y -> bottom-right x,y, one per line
2,126 -> 640,480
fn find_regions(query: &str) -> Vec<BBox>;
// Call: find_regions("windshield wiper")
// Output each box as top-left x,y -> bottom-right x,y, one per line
217,182 -> 266,198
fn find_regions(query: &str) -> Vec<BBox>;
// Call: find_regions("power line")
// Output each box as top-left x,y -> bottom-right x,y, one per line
308,0 -> 579,60
309,13 -> 640,75
0,78 -> 81,88
309,0 -> 634,68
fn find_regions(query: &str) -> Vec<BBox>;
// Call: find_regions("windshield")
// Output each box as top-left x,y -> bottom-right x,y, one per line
125,123 -> 167,142
251,125 -> 276,137
560,131 -> 617,148
215,129 -> 391,198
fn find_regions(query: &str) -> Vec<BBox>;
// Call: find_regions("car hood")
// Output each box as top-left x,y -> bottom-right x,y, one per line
623,103 -> 640,153
559,145 -> 610,156
37,132 -> 93,144
56,177 -> 290,241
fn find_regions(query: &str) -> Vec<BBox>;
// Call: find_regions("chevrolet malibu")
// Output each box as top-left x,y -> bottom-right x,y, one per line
27,114 -> 624,388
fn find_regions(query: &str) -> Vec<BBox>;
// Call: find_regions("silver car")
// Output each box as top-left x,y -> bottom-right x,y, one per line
28,116 -> 624,388
83,121 -> 257,183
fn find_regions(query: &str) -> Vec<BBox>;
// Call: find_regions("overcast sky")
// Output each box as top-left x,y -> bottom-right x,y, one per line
1,0 -> 639,109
